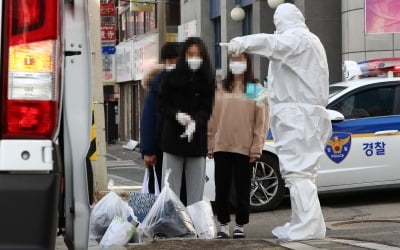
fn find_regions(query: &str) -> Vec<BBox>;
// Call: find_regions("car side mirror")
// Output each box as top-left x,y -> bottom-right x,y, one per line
327,109 -> 345,122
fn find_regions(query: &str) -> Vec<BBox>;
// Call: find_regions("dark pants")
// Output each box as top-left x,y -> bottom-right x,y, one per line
214,152 -> 251,225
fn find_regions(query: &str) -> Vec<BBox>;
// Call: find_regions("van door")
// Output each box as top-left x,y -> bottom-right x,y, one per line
63,0 -> 92,249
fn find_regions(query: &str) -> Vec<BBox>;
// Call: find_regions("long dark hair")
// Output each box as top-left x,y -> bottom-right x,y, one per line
223,53 -> 254,92
175,37 -> 214,83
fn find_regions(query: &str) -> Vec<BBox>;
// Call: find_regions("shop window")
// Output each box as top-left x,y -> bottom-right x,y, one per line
166,0 -> 180,27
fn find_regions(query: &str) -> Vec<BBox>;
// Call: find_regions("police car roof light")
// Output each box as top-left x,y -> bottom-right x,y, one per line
358,58 -> 400,78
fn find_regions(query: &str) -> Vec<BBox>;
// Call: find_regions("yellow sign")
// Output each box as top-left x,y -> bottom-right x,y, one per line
165,33 -> 178,42
130,1 -> 155,12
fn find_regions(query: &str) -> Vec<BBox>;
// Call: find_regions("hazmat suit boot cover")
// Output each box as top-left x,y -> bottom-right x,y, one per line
270,104 -> 331,241
272,178 -> 326,241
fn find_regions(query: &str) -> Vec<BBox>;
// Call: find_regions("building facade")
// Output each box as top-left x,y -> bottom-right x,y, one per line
342,0 -> 400,62
109,0 -> 400,143
181,0 -> 342,83
112,0 -> 180,143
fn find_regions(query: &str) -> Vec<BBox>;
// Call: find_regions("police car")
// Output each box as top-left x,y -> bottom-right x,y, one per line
204,58 -> 400,212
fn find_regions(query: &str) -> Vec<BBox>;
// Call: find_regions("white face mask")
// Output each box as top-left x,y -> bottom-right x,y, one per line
186,57 -> 203,71
229,61 -> 247,75
165,64 -> 176,72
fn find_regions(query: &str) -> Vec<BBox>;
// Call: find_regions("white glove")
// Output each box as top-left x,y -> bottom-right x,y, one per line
229,40 -> 243,55
180,120 -> 196,142
220,40 -> 243,55
254,88 -> 269,107
176,112 -> 191,126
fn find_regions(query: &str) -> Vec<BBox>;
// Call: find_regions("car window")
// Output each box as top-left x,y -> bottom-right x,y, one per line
329,86 -> 395,119
329,86 -> 347,98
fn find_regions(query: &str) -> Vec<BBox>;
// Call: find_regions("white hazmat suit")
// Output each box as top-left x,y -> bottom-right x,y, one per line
228,3 -> 332,241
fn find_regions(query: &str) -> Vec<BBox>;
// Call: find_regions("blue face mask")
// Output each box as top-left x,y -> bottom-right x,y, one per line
245,83 -> 264,100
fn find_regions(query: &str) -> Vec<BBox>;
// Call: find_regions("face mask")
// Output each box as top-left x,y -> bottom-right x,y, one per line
165,64 -> 176,72
229,61 -> 247,75
186,57 -> 203,71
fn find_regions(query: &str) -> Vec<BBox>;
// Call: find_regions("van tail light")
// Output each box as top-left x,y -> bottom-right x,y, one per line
1,0 -> 60,139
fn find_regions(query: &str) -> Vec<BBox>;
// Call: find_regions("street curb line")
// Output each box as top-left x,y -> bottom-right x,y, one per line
328,238 -> 400,250
264,239 -> 321,250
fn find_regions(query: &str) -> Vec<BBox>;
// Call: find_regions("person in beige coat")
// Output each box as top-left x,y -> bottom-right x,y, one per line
208,53 -> 268,239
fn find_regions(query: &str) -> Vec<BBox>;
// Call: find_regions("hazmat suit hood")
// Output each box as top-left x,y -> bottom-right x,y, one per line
274,3 -> 307,34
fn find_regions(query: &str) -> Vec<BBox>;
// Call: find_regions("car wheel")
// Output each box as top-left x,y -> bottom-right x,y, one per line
249,153 -> 285,212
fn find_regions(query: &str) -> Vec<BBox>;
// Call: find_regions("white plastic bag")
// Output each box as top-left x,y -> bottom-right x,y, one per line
141,166 -> 160,195
99,216 -> 136,248
137,169 -> 196,242
187,200 -> 216,239
89,191 -> 136,240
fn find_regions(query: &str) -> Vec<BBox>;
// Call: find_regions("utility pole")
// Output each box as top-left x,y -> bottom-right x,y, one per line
88,0 -> 108,192
157,1 -> 166,47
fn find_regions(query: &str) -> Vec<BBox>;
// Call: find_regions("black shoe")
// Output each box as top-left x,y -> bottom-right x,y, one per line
232,229 -> 245,239
216,231 -> 229,239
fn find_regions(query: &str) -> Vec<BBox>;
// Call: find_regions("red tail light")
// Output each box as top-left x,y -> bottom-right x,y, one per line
1,0 -> 60,139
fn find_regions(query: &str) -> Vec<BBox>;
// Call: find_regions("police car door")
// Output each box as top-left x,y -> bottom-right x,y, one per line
318,82 -> 400,188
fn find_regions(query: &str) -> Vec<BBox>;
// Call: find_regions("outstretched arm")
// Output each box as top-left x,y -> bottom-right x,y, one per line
230,33 -> 304,62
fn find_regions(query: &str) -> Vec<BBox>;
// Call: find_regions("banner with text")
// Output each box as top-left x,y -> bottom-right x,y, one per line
102,46 -> 116,85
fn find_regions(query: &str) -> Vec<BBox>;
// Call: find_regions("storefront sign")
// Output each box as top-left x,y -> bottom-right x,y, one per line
101,2 -> 116,44
116,41 -> 134,82
115,34 -> 159,82
132,33 -> 159,81
101,24 -> 116,44
102,46 -> 116,85
102,46 -> 116,55
101,3 -> 116,17
130,1 -> 155,12
178,20 -> 197,42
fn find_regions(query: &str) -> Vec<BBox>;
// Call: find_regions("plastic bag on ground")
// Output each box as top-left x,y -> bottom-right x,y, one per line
128,167 -> 159,223
137,169 -> 196,242
186,200 -> 216,239
89,191 -> 136,240
99,215 -> 136,248
128,192 -> 157,223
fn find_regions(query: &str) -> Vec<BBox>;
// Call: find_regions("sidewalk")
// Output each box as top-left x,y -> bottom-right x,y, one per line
125,237 -> 390,250
106,141 -> 144,190
106,141 -> 143,163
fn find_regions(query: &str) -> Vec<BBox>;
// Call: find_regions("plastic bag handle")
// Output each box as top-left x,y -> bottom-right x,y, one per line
164,168 -> 171,187
153,166 -> 160,195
